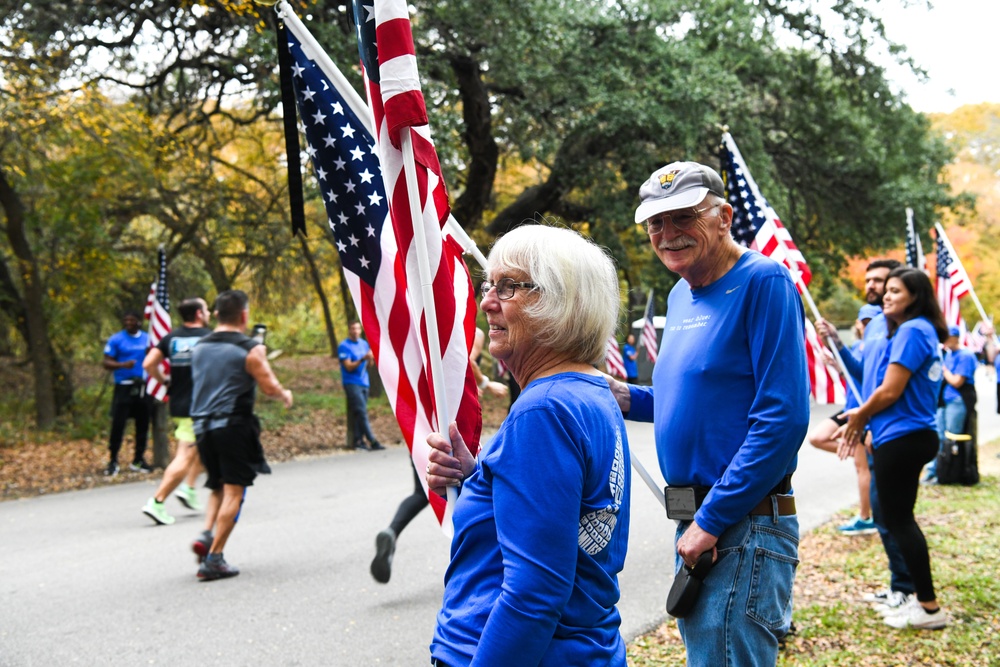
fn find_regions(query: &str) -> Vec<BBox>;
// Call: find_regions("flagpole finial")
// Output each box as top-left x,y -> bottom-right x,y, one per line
716,123 -> 729,134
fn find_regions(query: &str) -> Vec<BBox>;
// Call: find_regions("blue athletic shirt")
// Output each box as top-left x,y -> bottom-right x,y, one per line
626,251 -> 809,538
338,337 -> 370,387
839,309 -> 888,381
865,316 -> 942,446
431,373 -> 630,667
103,329 -> 149,384
844,340 -> 865,411
943,347 -> 977,403
622,343 -> 638,378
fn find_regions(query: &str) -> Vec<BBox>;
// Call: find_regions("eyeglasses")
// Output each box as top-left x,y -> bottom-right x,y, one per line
643,203 -> 721,234
480,277 -> 538,301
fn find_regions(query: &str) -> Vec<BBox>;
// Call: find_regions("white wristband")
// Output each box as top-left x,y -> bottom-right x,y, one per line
479,376 -> 491,389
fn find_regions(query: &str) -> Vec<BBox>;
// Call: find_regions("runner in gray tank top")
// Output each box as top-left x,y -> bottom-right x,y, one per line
188,290 -> 293,581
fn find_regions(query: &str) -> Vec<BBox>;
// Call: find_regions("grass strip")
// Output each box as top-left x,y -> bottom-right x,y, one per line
628,440 -> 1000,667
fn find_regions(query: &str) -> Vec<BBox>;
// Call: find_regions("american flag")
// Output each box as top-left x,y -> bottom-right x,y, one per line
964,320 -> 987,352
720,132 -> 812,288
935,231 -> 970,328
804,319 -> 846,405
605,335 -> 626,379
640,290 -> 659,363
905,208 -> 926,271
720,132 -> 842,403
144,248 -> 171,402
281,6 -> 481,524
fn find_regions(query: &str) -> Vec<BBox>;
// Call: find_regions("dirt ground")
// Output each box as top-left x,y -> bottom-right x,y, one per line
0,355 -> 511,500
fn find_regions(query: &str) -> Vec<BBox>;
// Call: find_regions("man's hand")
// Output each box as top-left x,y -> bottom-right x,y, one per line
280,388 -> 293,409
124,360 -> 136,369
676,521 -> 718,568
426,421 -> 476,497
814,318 -> 842,348
602,372 -> 631,413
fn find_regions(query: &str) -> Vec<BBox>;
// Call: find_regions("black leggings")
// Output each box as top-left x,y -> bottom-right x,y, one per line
872,429 -> 939,602
390,463 -> 428,536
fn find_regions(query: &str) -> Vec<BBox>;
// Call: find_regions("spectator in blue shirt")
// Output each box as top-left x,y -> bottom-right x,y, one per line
622,333 -> 638,383
607,161 -> 809,666
339,321 -> 383,452
425,225 -> 630,667
925,325 -> 979,482
840,267 -> 949,630
102,310 -> 152,477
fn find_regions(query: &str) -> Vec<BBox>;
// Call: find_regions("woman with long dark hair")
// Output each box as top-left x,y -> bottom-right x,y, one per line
841,266 -> 949,629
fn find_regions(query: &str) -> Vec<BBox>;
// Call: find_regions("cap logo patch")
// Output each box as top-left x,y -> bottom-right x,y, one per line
659,170 -> 681,190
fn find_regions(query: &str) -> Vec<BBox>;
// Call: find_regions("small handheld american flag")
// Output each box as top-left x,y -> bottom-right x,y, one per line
144,248 -> 172,401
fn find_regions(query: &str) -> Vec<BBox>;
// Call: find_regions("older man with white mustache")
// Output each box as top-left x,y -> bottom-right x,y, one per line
605,161 -> 809,667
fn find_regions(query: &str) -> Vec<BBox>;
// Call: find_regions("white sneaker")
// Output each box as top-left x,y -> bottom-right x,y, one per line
883,598 -> 948,629
861,588 -> 890,603
875,591 -> 912,616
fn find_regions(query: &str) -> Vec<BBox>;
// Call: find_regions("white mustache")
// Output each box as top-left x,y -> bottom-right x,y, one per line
658,239 -> 696,251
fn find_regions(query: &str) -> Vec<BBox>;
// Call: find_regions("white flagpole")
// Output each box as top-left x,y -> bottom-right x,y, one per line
906,207 -> 927,273
638,289 -> 654,358
935,222 -> 999,344
399,131 -> 460,530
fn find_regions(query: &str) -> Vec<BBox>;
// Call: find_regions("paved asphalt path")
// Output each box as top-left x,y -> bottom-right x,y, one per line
2,371 -> 997,666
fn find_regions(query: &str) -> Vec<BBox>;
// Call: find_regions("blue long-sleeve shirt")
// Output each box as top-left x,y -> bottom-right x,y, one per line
431,373 -> 630,667
627,251 -> 809,537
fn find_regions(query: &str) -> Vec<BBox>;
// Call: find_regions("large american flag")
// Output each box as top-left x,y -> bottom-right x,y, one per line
720,133 -> 844,404
905,209 -> 926,272
605,335 -> 626,379
144,248 -> 171,402
934,231 -> 970,328
721,132 -> 812,288
282,6 -> 480,523
640,290 -> 658,363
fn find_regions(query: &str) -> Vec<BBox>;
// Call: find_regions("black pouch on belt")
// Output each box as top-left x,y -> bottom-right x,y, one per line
666,551 -> 714,618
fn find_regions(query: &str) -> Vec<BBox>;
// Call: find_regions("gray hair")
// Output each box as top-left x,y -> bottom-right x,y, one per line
488,225 -> 621,365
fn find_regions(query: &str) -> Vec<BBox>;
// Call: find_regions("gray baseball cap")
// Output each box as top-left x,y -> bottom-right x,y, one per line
634,161 -> 726,223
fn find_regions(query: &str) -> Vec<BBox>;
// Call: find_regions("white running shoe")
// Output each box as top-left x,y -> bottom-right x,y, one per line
875,591 -> 913,616
883,598 -> 948,629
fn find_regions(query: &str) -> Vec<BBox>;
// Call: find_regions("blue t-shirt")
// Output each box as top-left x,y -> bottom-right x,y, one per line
431,373 -> 630,667
839,309 -> 887,383
866,317 -> 942,446
626,251 -> 809,537
103,329 -> 149,384
338,338 -> 370,387
844,340 -> 865,410
943,347 -> 977,403
622,343 -> 638,379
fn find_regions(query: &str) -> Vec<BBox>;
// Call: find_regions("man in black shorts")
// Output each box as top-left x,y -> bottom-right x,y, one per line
189,290 -> 293,581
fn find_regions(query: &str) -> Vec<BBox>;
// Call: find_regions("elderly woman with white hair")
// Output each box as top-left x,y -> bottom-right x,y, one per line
425,224 -> 631,667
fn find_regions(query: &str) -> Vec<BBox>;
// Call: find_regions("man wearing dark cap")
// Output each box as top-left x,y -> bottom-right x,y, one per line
924,325 -> 978,483
606,161 -> 809,666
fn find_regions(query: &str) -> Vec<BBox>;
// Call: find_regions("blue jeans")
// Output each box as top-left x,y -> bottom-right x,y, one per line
928,399 -> 967,476
344,383 -> 377,446
675,511 -> 798,667
868,454 -> 914,594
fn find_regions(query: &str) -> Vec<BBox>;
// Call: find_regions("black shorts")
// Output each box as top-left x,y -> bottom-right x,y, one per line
830,410 -> 848,427
196,418 -> 263,489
